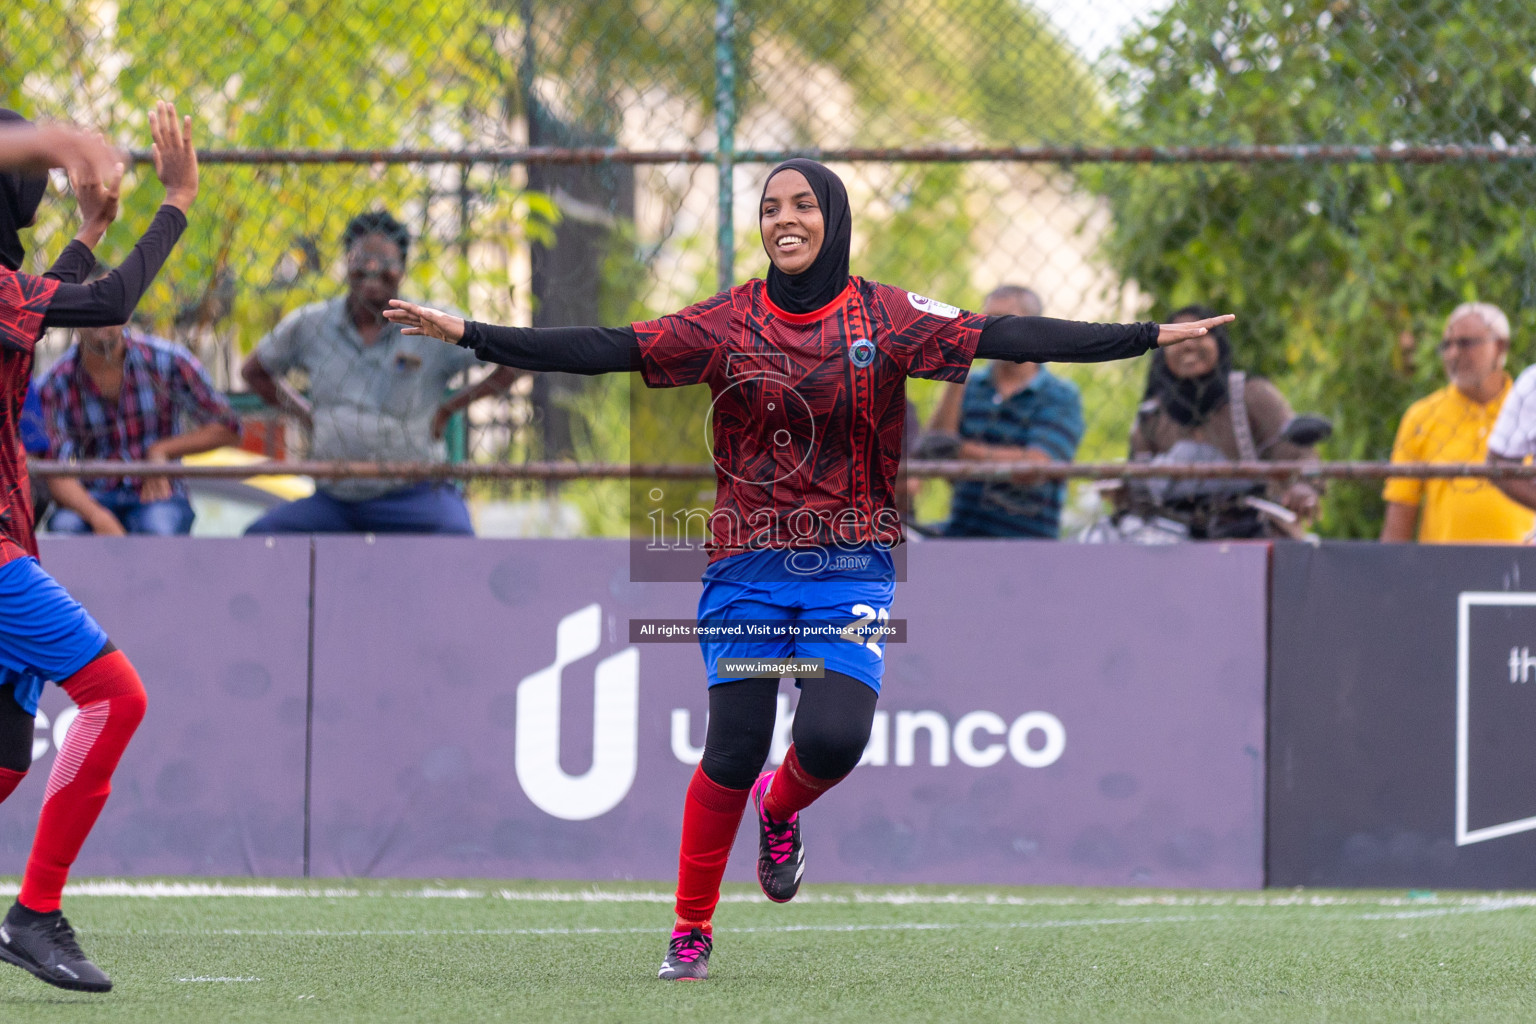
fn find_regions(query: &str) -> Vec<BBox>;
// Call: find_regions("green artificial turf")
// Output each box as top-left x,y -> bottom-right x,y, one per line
1,879 -> 1533,1023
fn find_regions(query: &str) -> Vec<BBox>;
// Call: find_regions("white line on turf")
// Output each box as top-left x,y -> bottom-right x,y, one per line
99,917 -> 1224,938
91,903 -> 1529,940
1356,900 -> 1530,920
176,976 -> 262,982
23,880 -> 1536,911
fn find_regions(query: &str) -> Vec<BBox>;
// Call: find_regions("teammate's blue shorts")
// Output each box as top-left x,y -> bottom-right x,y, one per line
0,557 -> 109,715
697,543 -> 896,694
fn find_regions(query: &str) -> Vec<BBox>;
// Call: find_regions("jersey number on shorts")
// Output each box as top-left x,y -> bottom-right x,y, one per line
842,603 -> 890,657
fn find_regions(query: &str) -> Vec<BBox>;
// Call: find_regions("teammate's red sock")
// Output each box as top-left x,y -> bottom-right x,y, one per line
0,767 -> 25,804
17,651 -> 145,914
672,766 -> 750,929
763,744 -> 843,822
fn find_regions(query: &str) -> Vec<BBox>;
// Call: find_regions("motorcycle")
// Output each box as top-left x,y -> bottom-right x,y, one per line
1075,415 -> 1333,544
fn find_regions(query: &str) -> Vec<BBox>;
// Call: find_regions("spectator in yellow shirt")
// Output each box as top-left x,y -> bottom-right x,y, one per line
1381,302 -> 1534,543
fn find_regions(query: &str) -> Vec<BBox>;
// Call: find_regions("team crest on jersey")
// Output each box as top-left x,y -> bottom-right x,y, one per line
848,337 -> 876,367
907,292 -> 961,319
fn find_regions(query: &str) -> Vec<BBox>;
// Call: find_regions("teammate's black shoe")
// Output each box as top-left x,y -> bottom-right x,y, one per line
658,927 -> 712,981
751,770 -> 804,903
0,901 -> 112,992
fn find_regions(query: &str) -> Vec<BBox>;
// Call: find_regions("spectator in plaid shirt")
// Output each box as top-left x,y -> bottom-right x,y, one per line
36,285 -> 240,535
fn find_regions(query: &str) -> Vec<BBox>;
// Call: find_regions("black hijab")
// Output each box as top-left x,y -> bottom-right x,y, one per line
1143,304 -> 1234,427
760,158 -> 851,314
0,110 -> 48,271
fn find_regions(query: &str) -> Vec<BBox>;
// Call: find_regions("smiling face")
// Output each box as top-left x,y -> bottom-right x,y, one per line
1163,312 -> 1222,379
760,170 -> 825,276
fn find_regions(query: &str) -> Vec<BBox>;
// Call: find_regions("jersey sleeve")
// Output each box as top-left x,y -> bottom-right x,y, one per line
0,268 -> 59,355
631,290 -> 735,388
874,283 -> 985,381
1489,368 -> 1536,460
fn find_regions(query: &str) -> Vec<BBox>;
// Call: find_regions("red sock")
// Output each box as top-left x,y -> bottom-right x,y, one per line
763,745 -> 844,822
18,651 -> 146,914
0,767 -> 25,804
672,766 -> 750,930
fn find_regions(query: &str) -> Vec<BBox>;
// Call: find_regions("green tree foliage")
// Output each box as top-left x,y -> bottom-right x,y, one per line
5,0 -> 555,360
7,0 -> 1106,539
1089,0 -> 1536,537
528,0 -> 1102,146
595,0 -> 1109,535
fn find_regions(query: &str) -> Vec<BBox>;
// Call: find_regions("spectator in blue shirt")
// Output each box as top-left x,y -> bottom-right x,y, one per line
927,285 -> 1084,538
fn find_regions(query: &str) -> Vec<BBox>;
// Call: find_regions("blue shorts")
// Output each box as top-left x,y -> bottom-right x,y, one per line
697,544 -> 896,694
0,557 -> 109,715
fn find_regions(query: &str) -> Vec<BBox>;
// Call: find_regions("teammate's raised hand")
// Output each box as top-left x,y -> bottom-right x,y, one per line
0,121 -> 122,183
149,100 -> 197,213
384,300 -> 466,344
1157,313 -> 1235,347
67,143 -> 122,234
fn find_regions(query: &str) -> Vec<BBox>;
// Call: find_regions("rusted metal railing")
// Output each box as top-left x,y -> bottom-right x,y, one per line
26,460 -> 1536,483
122,145 -> 1536,167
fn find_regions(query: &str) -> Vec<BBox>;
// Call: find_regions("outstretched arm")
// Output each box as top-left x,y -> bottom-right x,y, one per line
384,300 -> 641,375
0,121 -> 121,181
976,313 -> 1234,363
40,102 -> 198,329
43,157 -> 124,283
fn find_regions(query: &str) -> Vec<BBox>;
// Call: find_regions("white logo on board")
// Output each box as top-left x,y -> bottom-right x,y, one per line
907,292 -> 961,319
670,698 -> 1065,769
31,706 -> 79,762
515,604 -> 639,821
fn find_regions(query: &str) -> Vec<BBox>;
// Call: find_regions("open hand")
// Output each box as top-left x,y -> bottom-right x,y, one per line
67,145 -> 122,233
150,101 -> 197,213
384,300 -> 466,344
1156,313 -> 1235,347
139,474 -> 173,504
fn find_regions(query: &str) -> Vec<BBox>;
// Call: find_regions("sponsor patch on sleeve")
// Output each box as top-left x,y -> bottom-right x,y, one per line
906,292 -> 961,319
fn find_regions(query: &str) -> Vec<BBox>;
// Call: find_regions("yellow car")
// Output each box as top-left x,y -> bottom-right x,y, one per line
180,447 -> 314,537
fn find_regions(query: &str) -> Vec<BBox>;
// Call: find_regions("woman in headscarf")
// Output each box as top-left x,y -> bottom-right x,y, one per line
1128,303 -> 1319,532
385,158 -> 1229,981
0,102 -> 197,994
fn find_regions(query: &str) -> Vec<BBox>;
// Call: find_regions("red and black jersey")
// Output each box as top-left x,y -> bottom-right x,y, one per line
633,276 -> 983,561
0,266 -> 58,565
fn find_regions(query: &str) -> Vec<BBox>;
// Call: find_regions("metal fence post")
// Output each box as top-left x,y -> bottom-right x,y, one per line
714,0 -> 737,292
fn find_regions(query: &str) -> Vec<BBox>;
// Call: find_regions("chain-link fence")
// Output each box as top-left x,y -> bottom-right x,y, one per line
10,0 -> 1536,538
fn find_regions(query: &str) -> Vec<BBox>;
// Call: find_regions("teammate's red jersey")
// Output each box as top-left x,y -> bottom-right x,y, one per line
633,277 -> 984,561
0,266 -> 59,566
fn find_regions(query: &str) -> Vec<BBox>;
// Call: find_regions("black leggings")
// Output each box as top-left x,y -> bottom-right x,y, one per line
699,671 -> 878,790
0,684 -> 34,774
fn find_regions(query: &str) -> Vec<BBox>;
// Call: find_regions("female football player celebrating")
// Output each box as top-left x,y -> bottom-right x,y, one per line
0,102 -> 197,992
385,158 -> 1230,981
